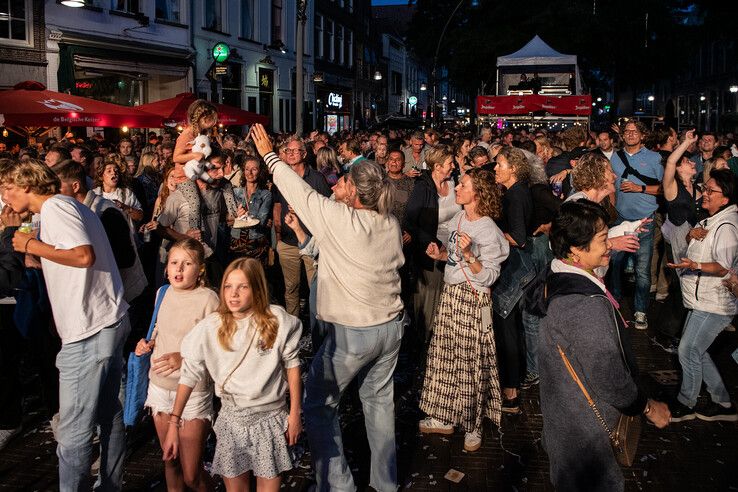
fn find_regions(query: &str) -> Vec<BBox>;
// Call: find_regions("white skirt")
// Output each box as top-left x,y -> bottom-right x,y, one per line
211,402 -> 294,479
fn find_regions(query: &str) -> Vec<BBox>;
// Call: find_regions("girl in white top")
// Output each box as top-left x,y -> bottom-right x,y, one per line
135,238 -> 218,491
163,258 -> 302,491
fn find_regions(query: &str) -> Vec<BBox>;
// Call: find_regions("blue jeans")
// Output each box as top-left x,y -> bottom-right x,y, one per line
521,234 -> 553,377
304,314 -> 404,492
56,315 -> 130,492
677,309 -> 733,408
609,215 -> 655,313
309,274 -> 332,355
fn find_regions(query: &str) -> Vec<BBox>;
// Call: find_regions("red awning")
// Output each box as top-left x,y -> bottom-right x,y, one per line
0,81 -> 162,128
476,94 -> 592,116
136,92 -> 269,127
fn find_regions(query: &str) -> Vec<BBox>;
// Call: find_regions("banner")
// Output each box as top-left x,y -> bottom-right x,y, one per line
476,95 -> 592,116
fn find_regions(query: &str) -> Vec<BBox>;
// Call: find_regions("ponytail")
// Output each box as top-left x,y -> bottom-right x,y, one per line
349,160 -> 395,216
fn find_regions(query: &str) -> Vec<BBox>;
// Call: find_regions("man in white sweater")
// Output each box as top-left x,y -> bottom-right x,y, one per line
252,124 -> 405,492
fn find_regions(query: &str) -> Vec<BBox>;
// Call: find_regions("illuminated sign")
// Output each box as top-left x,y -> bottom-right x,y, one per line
408,96 -> 417,105
327,92 -> 343,109
75,81 -> 93,89
212,43 -> 231,63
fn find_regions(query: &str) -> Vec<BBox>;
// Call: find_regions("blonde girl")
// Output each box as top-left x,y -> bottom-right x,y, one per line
163,258 -> 303,492
135,238 -> 218,491
172,99 -> 219,231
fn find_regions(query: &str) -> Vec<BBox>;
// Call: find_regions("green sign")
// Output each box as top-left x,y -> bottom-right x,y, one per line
408,96 -> 418,106
212,43 -> 230,63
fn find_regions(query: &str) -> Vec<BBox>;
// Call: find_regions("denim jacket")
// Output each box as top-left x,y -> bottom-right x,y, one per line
232,187 -> 273,240
492,244 -> 536,318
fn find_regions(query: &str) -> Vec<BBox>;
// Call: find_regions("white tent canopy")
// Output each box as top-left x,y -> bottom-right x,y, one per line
496,35 -> 581,95
497,35 -> 577,67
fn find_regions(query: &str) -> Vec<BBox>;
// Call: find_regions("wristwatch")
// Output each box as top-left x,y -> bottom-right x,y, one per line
641,185 -> 646,193
466,255 -> 477,264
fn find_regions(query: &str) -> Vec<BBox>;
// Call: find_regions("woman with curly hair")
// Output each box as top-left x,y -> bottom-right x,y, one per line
419,168 -> 509,452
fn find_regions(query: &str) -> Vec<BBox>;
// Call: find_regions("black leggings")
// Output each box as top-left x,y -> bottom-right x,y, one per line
494,303 -> 525,390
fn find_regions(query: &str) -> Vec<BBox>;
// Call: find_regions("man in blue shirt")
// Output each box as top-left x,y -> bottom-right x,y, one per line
690,132 -> 716,176
609,120 -> 664,329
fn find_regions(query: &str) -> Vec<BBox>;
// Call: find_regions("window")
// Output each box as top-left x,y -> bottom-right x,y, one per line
0,0 -> 28,43
155,0 -> 181,22
271,0 -> 282,44
240,0 -> 254,39
392,71 -> 402,95
204,0 -> 223,31
113,0 -> 140,13
348,0 -> 353,12
336,25 -> 343,65
315,14 -> 323,58
346,29 -> 353,67
325,19 -> 334,62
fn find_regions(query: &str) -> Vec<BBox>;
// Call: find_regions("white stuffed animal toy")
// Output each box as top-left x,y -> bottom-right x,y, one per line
184,134 -> 213,183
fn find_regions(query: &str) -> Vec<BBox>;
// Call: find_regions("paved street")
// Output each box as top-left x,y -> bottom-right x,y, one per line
1,297 -> 737,491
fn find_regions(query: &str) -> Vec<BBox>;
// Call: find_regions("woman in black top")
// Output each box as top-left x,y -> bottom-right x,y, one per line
493,147 -> 533,413
664,130 -> 700,228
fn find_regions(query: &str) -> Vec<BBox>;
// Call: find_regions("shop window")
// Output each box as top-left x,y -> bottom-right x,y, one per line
346,30 -> 353,67
240,0 -> 254,39
155,0 -> 181,22
325,19 -> 334,62
113,0 -> 140,13
336,25 -> 343,65
271,0 -> 282,45
0,0 -> 29,44
204,0 -> 224,31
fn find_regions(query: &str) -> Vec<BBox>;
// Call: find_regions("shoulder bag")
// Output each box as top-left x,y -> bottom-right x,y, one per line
557,344 -> 641,467
616,150 -> 660,186
123,284 -> 170,427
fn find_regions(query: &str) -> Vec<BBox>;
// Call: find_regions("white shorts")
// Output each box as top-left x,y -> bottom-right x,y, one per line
145,383 -> 214,423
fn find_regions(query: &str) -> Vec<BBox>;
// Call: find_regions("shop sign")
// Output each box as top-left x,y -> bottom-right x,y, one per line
76,81 -> 93,89
408,96 -> 417,106
212,43 -> 231,63
259,68 -> 274,93
327,92 -> 343,109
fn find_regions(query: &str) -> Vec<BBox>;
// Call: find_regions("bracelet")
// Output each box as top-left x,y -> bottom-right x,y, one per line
170,413 -> 182,420
641,185 -> 646,193
168,418 -> 182,428
23,237 -> 34,253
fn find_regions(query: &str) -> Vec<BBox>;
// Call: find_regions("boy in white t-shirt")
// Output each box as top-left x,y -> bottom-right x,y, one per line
0,159 -> 129,491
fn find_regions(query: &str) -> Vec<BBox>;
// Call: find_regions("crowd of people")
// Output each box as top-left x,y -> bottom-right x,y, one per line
0,101 -> 737,491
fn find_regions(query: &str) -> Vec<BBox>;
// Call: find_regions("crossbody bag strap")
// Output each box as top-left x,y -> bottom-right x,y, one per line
456,213 -> 481,302
616,150 -> 660,187
220,322 -> 258,395
145,284 -> 170,342
557,344 -> 618,446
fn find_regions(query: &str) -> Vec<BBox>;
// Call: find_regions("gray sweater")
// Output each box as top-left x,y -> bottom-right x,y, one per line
538,264 -> 641,491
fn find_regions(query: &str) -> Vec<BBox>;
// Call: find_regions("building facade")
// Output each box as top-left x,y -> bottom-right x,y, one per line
0,0 -> 47,89
44,0 -> 193,108
191,0 -> 315,132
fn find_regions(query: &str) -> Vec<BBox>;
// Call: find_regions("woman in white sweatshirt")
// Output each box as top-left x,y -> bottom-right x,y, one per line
251,123 -> 405,492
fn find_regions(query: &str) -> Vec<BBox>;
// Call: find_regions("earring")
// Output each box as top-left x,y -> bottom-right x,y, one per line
572,254 -> 580,263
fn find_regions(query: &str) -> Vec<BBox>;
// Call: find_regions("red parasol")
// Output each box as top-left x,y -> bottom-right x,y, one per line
0,81 -> 161,128
136,92 -> 269,127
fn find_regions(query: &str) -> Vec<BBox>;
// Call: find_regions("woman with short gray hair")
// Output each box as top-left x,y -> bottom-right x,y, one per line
251,124 -> 405,492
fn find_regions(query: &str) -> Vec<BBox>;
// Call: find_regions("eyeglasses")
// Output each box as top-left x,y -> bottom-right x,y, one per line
281,148 -> 303,155
702,187 -> 723,196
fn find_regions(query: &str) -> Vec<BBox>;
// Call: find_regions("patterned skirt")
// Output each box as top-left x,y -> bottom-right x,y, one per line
211,403 -> 293,479
419,282 -> 502,431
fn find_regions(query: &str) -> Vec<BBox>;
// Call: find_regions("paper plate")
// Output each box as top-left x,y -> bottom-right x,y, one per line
233,216 -> 260,228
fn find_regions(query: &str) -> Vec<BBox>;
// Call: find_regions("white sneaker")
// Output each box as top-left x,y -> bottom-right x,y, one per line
418,417 -> 454,435
0,426 -> 22,450
634,312 -> 648,330
464,430 -> 482,452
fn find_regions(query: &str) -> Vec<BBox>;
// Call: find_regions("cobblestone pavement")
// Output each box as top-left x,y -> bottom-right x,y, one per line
1,299 -> 737,491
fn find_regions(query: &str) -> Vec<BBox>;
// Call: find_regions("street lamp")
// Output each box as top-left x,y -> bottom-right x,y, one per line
295,0 -> 307,134
430,0 -> 477,127
373,71 -> 383,81
420,83 -> 427,91
730,85 -> 738,94
61,0 -> 85,6
647,95 -> 655,101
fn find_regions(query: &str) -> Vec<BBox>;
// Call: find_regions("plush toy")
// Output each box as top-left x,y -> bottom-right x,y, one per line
184,134 -> 213,183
